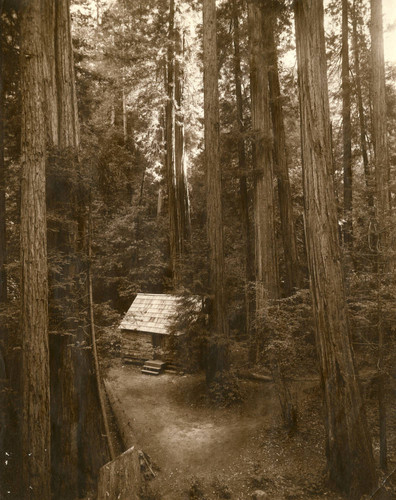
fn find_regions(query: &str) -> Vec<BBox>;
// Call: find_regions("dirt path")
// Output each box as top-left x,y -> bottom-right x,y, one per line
106,363 -> 347,499
107,364 -> 279,498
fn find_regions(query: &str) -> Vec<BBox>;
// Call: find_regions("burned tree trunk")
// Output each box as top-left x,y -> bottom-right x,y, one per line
294,0 -> 377,497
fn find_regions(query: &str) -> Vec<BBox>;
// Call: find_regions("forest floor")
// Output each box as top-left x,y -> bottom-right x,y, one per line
105,361 -> 388,500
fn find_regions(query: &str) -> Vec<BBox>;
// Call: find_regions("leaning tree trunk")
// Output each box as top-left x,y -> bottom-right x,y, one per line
248,0 -> 279,338
342,0 -> 353,249
20,1 -> 51,497
294,0 -> 377,497
231,0 -> 254,339
203,0 -> 229,384
266,12 -> 301,295
370,0 -> 392,472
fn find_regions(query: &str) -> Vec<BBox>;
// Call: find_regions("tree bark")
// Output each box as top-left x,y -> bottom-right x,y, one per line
174,28 -> 191,250
41,0 -> 58,145
294,0 -> 377,497
166,0 -> 179,285
20,1 -> 51,496
203,0 -> 229,383
342,0 -> 353,247
370,0 -> 391,472
351,0 -> 373,206
55,0 -> 80,148
166,0 -> 190,286
266,12 -> 301,295
232,0 -> 254,338
248,0 -> 279,315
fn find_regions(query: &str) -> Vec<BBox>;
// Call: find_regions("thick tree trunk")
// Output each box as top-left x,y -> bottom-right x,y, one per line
166,0 -> 190,285
41,0 -> 58,145
342,0 -> 353,248
20,1 -> 51,497
266,13 -> 301,295
203,0 -> 228,383
248,0 -> 279,316
55,0 -> 80,148
46,2 -> 80,497
294,1 -> 377,497
370,0 -> 391,471
232,0 -> 254,338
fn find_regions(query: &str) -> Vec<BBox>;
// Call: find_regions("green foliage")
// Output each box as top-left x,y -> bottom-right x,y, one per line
207,370 -> 244,408
254,290 -> 316,378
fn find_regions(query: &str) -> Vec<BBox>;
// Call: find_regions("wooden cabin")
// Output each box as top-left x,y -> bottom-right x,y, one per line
119,293 -> 191,366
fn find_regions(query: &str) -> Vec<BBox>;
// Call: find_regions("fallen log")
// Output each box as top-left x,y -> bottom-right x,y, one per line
104,378 -> 135,449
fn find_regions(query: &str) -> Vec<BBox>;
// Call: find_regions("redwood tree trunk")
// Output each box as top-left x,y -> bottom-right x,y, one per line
248,0 -> 279,316
20,1 -> 50,497
55,0 -> 80,148
232,0 -> 254,338
342,0 -> 353,248
352,0 -> 373,206
166,0 -> 190,285
174,28 -> 191,249
294,0 -> 377,497
370,0 -> 391,471
266,13 -> 301,295
203,0 -> 229,383
166,0 -> 179,285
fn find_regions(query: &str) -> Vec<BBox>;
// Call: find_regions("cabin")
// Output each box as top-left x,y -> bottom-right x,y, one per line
119,293 -> 195,370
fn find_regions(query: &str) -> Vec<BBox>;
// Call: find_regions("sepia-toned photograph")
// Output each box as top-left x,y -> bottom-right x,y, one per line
1,0 -> 396,498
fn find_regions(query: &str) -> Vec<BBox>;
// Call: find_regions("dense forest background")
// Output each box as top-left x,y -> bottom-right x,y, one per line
1,0 -> 396,498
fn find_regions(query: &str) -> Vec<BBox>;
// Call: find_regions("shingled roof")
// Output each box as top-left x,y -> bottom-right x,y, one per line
119,293 -> 185,336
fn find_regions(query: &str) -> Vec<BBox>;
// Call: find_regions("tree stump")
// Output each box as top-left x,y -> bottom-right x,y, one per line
97,446 -> 141,500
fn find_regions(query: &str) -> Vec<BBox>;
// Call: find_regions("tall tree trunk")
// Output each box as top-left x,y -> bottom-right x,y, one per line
55,0 -> 79,148
41,0 -> 58,145
0,8 -> 8,497
20,1 -> 50,497
203,0 -> 228,384
166,0 -> 179,285
352,0 -> 373,207
46,2 -> 80,497
248,0 -> 279,325
342,0 -> 353,248
174,28 -> 191,250
0,1 -> 7,323
266,12 -> 301,295
231,0 -> 254,338
370,0 -> 391,472
294,1 -> 377,497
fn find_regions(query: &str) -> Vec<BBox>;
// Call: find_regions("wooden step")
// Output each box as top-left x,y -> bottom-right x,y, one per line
144,360 -> 166,370
141,368 -> 160,376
